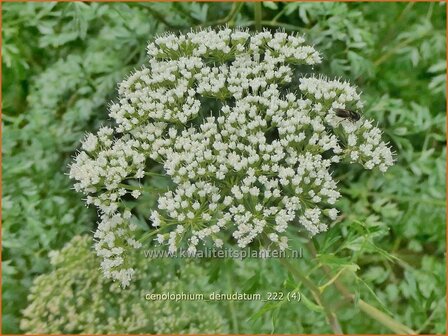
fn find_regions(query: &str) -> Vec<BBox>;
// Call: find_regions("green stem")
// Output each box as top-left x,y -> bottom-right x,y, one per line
226,271 -> 239,333
307,241 -> 416,334
118,183 -> 142,191
374,30 -> 431,67
241,20 -> 304,32
145,171 -> 167,178
204,2 -> 243,27
379,2 -> 414,48
138,228 -> 162,243
254,2 -> 262,31
134,4 -> 183,29
358,299 -> 416,334
416,298 -> 443,334
345,190 -> 445,207
270,5 -> 289,24
280,258 -> 343,334
118,183 -> 165,194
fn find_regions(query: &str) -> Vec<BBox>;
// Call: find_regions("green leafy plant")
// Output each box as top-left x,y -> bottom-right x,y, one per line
3,2 -> 445,334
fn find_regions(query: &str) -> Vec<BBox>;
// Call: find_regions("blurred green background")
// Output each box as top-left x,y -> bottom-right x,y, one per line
2,1 -> 446,334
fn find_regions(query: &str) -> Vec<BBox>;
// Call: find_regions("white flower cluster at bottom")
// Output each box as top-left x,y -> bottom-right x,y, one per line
21,236 -> 226,334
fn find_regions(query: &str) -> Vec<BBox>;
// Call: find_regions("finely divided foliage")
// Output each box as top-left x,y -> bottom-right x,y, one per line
69,29 -> 393,287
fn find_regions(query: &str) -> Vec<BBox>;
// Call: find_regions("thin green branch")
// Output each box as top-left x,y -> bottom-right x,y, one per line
270,5 -> 289,25
241,20 -> 304,32
254,2 -> 262,31
226,271 -> 239,333
358,300 -> 416,335
379,2 -> 415,48
134,4 -> 184,30
118,183 -> 142,191
203,2 -> 243,27
346,190 -> 445,207
416,298 -> 443,334
144,171 -> 167,178
307,241 -> 416,334
138,228 -> 162,243
374,31 -> 431,67
118,183 -> 166,194
280,258 -> 343,334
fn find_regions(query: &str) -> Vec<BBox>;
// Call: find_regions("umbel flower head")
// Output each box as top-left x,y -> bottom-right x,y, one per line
70,28 -> 394,287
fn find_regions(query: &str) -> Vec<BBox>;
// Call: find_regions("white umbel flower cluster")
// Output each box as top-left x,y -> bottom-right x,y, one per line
70,28 -> 393,286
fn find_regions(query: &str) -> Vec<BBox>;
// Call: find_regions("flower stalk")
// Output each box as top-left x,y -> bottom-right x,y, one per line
280,258 -> 343,334
301,240 -> 417,334
254,2 -> 262,31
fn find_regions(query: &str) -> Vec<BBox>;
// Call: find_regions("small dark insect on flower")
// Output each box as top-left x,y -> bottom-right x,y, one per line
335,108 -> 361,122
